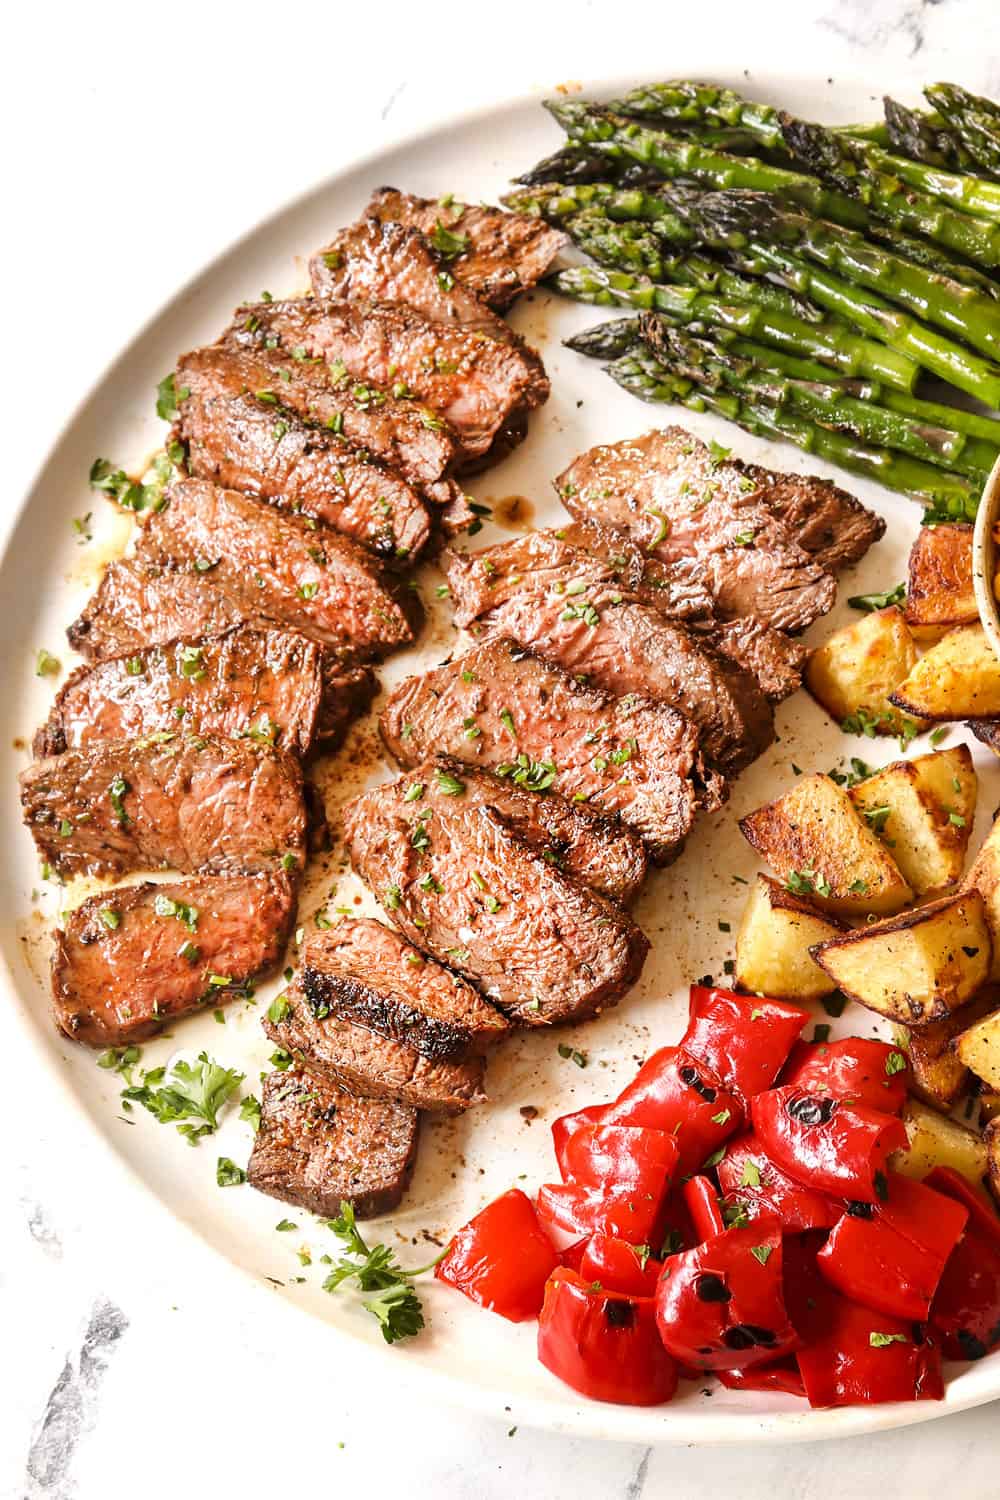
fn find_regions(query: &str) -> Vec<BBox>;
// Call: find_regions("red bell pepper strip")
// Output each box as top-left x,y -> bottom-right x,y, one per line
751,1085 -> 908,1201
717,1131 -> 842,1232
578,1234 -> 664,1297
786,1235 -> 943,1408
780,1037 -> 909,1115
716,1359 -> 806,1397
551,1103 -> 607,1178
683,986 -> 807,1105
435,1188 -> 560,1321
605,1046 -> 743,1176
817,1173 -> 968,1322
683,1174 -> 726,1242
655,1220 -> 798,1372
538,1123 -> 681,1246
926,1167 -> 1000,1361
538,1267 -> 679,1406
560,1237 -> 589,1273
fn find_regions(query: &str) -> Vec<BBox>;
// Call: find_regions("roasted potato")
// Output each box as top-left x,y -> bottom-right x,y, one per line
805,606 -> 926,737
904,521 -> 976,641
889,1097 -> 988,1189
734,875 -> 846,1001
965,815 -> 1000,979
849,744 -> 977,896
986,1117 -> 1000,1205
740,772 -> 912,918
898,987 -> 1000,1110
955,1008 -> 1000,1092
979,1091 -> 1000,1122
890,624 -> 1000,721
811,888 -> 992,1025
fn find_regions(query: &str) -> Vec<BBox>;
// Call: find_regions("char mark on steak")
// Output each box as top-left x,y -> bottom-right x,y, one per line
228,298 -> 548,471
53,872 -> 296,1047
173,345 -> 431,562
380,636 -> 717,863
134,479 -> 418,658
247,1066 -> 419,1219
366,187 -> 566,311
20,732 -> 307,881
343,772 -> 649,1025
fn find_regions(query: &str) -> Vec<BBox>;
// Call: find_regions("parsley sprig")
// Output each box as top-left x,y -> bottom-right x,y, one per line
122,1051 -> 245,1145
322,1201 -> 441,1345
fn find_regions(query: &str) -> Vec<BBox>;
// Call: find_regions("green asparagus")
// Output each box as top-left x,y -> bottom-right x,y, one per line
564,317 -> 643,359
882,97 -> 978,172
926,84 -> 1000,179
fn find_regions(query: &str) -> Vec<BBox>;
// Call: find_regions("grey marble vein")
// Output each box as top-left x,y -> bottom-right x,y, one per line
821,0 -> 946,59
381,80 -> 407,120
25,1203 -> 62,1261
624,1446 -> 651,1500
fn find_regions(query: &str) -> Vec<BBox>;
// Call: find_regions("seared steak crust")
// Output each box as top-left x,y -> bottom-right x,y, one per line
53,873 -> 296,1047
342,773 -> 650,1025
380,638 -> 711,863
247,1067 -> 419,1220
174,345 -> 431,561
21,734 -> 307,880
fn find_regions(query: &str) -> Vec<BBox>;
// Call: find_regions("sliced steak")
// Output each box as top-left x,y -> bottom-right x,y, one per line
20,733 -> 307,880
174,345 -> 431,561
35,626 -> 324,760
693,618 -> 807,703
469,589 -> 773,777
343,774 -> 649,1024
247,1066 -> 419,1219
366,187 -> 565,310
380,637 -> 713,862
970,719 -> 1000,755
135,479 -> 417,658
52,872 -> 295,1047
300,918 -> 508,1057
741,462 -> 885,570
228,298 -> 548,469
407,755 -> 648,906
265,972 -> 489,1113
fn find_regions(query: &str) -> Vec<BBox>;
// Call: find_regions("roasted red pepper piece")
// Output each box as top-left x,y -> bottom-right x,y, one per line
751,1085 -> 908,1201
683,986 -> 807,1105
551,1103 -> 607,1178
578,1234 -> 663,1297
926,1166 -> 1000,1361
435,1188 -> 560,1321
716,1359 -> 806,1397
538,1267 -> 679,1406
717,1131 -> 841,1232
604,1045 -> 743,1176
817,1172 -> 968,1322
786,1235 -> 943,1408
780,1037 -> 909,1114
682,1174 -> 726,1241
537,1124 -> 680,1245
654,1220 -> 798,1371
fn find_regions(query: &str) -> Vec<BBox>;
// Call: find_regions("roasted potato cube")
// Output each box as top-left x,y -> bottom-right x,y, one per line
898,987 -> 1000,1110
805,606 -> 926,737
849,745 -> 977,896
890,624 -> 1000,721
740,772 -> 912,918
811,889 -> 991,1025
986,1117 -> 1000,1206
955,1008 -> 1000,1092
734,875 -> 846,1001
904,522 -> 976,641
890,1098 -> 988,1188
965,815 -> 1000,979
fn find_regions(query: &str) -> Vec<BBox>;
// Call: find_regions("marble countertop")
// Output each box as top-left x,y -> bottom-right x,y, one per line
5,1 -> 1000,1494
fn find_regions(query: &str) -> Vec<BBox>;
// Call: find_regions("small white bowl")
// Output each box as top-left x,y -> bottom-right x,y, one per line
973,455 -> 1000,659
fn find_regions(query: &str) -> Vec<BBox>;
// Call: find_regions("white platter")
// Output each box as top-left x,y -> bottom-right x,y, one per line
4,71 -> 1000,1444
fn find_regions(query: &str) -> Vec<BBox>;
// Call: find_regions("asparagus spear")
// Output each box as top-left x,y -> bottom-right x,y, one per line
513,146 -> 663,187
926,84 -> 1000,179
882,97 -> 979,173
549,264 -> 919,389
564,317 -> 643,359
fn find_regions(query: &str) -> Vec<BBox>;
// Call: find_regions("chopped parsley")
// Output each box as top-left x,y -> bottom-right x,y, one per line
847,583 -> 905,612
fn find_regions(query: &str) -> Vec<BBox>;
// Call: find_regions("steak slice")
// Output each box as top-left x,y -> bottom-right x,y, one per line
741,463 -> 885,570
468,589 -> 773,777
229,298 -> 549,468
343,775 -> 649,1025
174,345 -> 431,561
693,618 -> 807,703
35,626 -> 325,760
136,480 -> 418,658
408,755 -> 648,906
300,919 -> 508,1058
380,637 -> 713,862
247,1066 -> 419,1219
264,977 -> 486,1112
52,872 -> 295,1047
20,734 -> 307,880
366,187 -> 565,310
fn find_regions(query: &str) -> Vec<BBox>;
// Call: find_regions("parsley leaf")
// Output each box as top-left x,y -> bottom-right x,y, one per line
322,1201 -> 438,1345
847,583 -> 905,612
122,1051 -> 244,1144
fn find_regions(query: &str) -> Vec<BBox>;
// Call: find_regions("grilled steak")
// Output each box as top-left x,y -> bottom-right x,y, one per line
228,298 -> 549,469
556,429 -> 849,633
21,734 -> 307,880
970,719 -> 1000,755
135,480 -> 418,658
344,774 -> 649,1024
366,187 -> 565,310
174,345 -> 432,561
405,755 -> 648,905
380,638 -> 713,862
36,626 -> 325,759
247,1066 -> 419,1219
52,872 -> 295,1047
693,618 -> 807,703
740,461 -> 885,570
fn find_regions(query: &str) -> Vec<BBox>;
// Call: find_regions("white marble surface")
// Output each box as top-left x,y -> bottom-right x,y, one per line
5,1 -> 1000,1494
